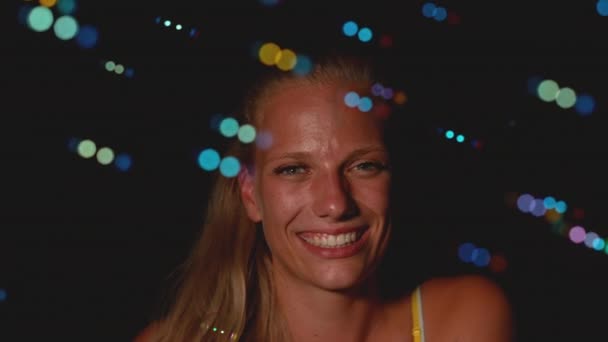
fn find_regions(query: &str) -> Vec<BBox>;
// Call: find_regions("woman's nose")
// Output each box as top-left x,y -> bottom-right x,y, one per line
311,171 -> 358,221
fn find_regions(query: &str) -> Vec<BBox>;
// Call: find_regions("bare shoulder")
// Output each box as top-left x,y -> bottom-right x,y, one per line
421,275 -> 513,341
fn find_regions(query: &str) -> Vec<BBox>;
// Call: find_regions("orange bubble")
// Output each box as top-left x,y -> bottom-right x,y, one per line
39,0 -> 57,7
489,254 -> 507,273
544,209 -> 562,224
394,91 -> 407,105
259,42 -> 281,66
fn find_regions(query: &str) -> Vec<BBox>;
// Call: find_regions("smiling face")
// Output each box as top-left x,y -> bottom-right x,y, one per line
239,79 -> 392,292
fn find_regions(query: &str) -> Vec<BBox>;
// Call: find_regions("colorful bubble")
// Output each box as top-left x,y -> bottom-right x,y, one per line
27,6 -> 54,32
220,156 -> 241,178
198,148 -> 221,171
342,21 -> 358,37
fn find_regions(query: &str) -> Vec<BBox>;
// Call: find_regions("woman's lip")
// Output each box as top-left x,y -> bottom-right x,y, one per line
297,227 -> 371,259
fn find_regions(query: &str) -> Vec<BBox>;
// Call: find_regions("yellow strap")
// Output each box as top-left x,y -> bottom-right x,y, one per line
411,286 -> 424,342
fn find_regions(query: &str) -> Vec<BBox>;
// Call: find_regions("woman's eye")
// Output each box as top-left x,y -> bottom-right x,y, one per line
354,162 -> 386,173
274,165 -> 307,176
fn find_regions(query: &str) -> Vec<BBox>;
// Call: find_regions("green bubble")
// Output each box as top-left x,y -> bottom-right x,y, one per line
556,87 -> 577,109
105,61 -> 115,72
77,139 -> 96,158
537,79 -> 559,102
96,147 -> 115,165
53,15 -> 79,40
27,6 -> 54,32
114,64 -> 125,74
237,124 -> 256,144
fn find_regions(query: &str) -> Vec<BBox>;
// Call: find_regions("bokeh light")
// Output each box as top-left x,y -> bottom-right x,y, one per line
357,27 -> 373,42
555,87 -> 577,109
597,0 -> 608,16
593,237 -> 605,251
344,91 -> 360,108
537,79 -> 559,102
543,196 -> 556,209
527,76 -> 543,95
445,130 -> 454,139
237,124 -> 257,144
67,137 -> 80,152
458,242 -> 476,263
456,134 -> 465,143
164,20 -> 171,27
125,68 -> 135,78
114,64 -> 125,74
255,131 -> 273,150
530,199 -> 546,217
57,0 -> 76,15
422,2 -> 437,18
371,83 -> 384,96
394,91 -> 407,105
77,139 -> 96,159
342,21 -> 358,37
276,49 -> 297,71
358,97 -> 373,112
260,0 -> 280,6
568,226 -> 584,244
433,7 -> 448,21
517,193 -> 534,213
176,24 -> 182,30
198,148 -> 221,171
489,254 -> 508,273
381,87 -> 393,100
75,25 -> 99,49
575,94 -> 596,116
585,232 -> 599,249
114,153 -> 133,171
259,42 -> 281,66
27,6 -> 54,32
104,61 -> 115,72
219,156 -> 241,178
53,15 -> 79,40
472,248 -> 491,267
209,113 -> 224,131
0,289 -> 6,302
96,147 -> 115,165
555,200 -> 567,214
40,0 -> 57,8
292,54 -> 313,76
219,117 -> 239,138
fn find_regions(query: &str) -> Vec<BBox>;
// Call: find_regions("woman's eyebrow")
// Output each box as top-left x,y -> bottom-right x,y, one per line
266,146 -> 387,163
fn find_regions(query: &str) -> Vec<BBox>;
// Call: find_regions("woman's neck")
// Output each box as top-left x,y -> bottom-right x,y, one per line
273,270 -> 395,342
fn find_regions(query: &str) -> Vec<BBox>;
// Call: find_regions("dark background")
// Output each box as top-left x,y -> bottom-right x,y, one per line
4,0 -> 608,340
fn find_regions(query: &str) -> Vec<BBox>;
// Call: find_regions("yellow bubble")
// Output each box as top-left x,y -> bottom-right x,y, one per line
40,0 -> 57,7
276,49 -> 297,71
394,91 -> 408,105
259,42 -> 281,66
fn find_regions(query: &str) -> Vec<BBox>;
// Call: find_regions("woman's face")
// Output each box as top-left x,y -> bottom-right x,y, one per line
240,80 -> 392,292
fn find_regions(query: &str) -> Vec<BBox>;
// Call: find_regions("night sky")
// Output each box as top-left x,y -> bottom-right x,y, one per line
4,0 -> 608,340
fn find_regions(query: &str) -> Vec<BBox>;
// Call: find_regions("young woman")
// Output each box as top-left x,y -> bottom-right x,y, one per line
140,55 -> 513,341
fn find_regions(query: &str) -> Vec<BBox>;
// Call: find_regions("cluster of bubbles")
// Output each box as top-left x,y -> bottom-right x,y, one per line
154,16 -> 200,39
103,60 -> 135,78
68,138 -> 133,172
529,77 -> 596,116
458,242 -> 508,273
421,2 -> 448,22
516,194 -> 568,218
197,148 -> 241,178
597,0 -> 608,16
568,225 -> 608,254
341,21 -> 373,43
344,91 -> 374,113
257,42 -> 313,75
371,82 -> 407,106
19,0 -> 99,49
436,128 -> 484,150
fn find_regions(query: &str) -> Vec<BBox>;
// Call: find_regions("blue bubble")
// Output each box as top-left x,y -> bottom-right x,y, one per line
456,134 -> 465,143
357,27 -> 373,42
433,7 -> 448,21
555,200 -> 567,214
342,21 -> 359,37
543,196 -> 556,209
114,153 -> 133,171
0,289 -> 6,302
67,137 -> 80,152
472,248 -> 491,267
458,242 -> 476,263
189,28 -> 198,37
597,0 -> 608,16
17,5 -> 34,27
219,117 -> 239,138
75,25 -> 99,49
293,54 -> 313,76
593,237 -> 606,251
124,68 -> 135,78
57,0 -> 77,15
358,97 -> 373,112
527,76 -> 543,95
260,0 -> 280,6
575,94 -> 595,116
445,130 -> 455,139
198,148 -> 220,171
422,2 -> 437,18
516,193 -> 534,213
210,113 -> 225,131
371,83 -> 384,96
220,156 -> 241,178
344,91 -> 360,108
155,16 -> 161,24
530,199 -> 546,217
164,20 -> 171,27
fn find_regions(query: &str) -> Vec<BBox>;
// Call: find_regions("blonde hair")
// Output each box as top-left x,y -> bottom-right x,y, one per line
154,55 -> 378,341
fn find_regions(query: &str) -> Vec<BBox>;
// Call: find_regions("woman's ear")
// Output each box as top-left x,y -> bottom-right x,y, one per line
238,166 -> 262,222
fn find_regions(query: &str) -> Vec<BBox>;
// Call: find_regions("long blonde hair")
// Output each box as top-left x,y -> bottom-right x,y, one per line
155,55 -> 379,341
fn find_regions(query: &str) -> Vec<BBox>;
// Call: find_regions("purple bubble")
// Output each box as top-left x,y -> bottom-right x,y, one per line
516,193 -> 534,213
569,226 -> 586,244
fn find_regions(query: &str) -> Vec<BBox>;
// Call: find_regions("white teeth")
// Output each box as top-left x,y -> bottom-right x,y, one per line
300,231 -> 363,248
